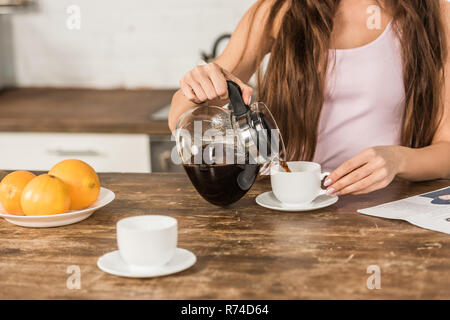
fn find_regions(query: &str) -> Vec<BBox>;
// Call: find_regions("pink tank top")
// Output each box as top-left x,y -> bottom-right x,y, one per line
313,21 -> 405,171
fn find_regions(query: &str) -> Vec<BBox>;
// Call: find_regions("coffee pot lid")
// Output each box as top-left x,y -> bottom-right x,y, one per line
227,81 -> 285,164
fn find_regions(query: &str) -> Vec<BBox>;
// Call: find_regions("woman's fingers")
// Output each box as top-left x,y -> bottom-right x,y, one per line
207,64 -> 229,100
194,67 -> 219,101
353,179 -> 390,195
180,62 -> 251,105
326,163 -> 375,195
337,169 -> 386,195
324,146 -> 400,196
180,79 -> 198,102
185,73 -> 208,103
326,150 -> 372,189
182,65 -> 218,103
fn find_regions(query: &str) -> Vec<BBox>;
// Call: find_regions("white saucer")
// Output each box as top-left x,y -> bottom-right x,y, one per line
97,248 -> 197,278
0,187 -> 115,228
256,191 -> 338,212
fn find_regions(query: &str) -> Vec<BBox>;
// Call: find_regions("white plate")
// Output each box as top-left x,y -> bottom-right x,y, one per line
0,187 -> 115,228
256,191 -> 338,212
97,248 -> 197,278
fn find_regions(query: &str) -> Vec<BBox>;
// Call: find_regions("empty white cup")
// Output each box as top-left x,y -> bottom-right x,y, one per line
117,215 -> 177,270
271,161 -> 330,206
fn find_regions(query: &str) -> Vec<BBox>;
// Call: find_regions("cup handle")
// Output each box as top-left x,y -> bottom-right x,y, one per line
319,172 -> 331,196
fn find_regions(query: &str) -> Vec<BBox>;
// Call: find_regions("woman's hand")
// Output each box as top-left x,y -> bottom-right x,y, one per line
180,62 -> 253,106
324,146 -> 405,196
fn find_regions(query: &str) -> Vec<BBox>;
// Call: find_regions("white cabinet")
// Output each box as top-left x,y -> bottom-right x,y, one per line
0,132 -> 150,173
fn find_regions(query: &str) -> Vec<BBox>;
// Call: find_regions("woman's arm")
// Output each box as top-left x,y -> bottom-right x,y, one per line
325,2 -> 450,195
396,1 -> 450,181
168,0 -> 283,132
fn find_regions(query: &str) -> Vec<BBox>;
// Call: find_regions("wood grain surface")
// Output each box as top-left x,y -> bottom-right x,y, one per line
0,171 -> 449,299
0,88 -> 175,135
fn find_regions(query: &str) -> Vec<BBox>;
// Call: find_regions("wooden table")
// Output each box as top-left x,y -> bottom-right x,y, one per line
0,88 -> 176,135
0,172 -> 449,299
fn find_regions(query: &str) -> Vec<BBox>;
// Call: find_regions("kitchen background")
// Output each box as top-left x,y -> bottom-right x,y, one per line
0,0 -> 255,173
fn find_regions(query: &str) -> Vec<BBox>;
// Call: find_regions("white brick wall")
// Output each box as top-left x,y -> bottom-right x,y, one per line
0,0 -> 255,89
0,15 -> 14,87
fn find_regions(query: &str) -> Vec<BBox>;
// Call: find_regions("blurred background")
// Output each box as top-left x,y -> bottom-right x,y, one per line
0,0 -> 254,173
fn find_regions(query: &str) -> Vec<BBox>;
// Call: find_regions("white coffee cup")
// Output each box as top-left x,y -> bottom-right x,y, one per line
116,215 -> 177,270
271,161 -> 330,206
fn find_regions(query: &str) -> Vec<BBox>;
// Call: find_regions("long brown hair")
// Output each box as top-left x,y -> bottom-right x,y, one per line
252,0 -> 448,161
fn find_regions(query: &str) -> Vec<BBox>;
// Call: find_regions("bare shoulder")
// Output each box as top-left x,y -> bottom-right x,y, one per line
254,0 -> 290,39
215,0 -> 290,80
441,0 -> 450,52
442,0 -> 450,13
442,0 -> 450,28
239,0 -> 290,40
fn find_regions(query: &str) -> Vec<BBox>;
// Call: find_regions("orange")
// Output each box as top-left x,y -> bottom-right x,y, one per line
0,171 -> 36,215
49,159 -> 100,210
21,174 -> 71,216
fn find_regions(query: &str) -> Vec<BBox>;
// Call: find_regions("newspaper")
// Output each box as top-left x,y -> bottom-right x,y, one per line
357,186 -> 450,234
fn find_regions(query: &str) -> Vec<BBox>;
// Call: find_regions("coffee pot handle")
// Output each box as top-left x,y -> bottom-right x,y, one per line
227,80 -> 249,117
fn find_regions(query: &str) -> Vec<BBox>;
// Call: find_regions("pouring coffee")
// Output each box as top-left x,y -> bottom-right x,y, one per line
175,81 -> 286,206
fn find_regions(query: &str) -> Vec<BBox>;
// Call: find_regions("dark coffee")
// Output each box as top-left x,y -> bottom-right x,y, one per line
183,163 -> 260,206
280,161 -> 291,172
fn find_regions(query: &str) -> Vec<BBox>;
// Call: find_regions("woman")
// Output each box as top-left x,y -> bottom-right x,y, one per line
169,0 -> 450,196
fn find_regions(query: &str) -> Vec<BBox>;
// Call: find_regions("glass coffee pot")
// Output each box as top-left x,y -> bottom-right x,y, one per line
175,81 -> 286,206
